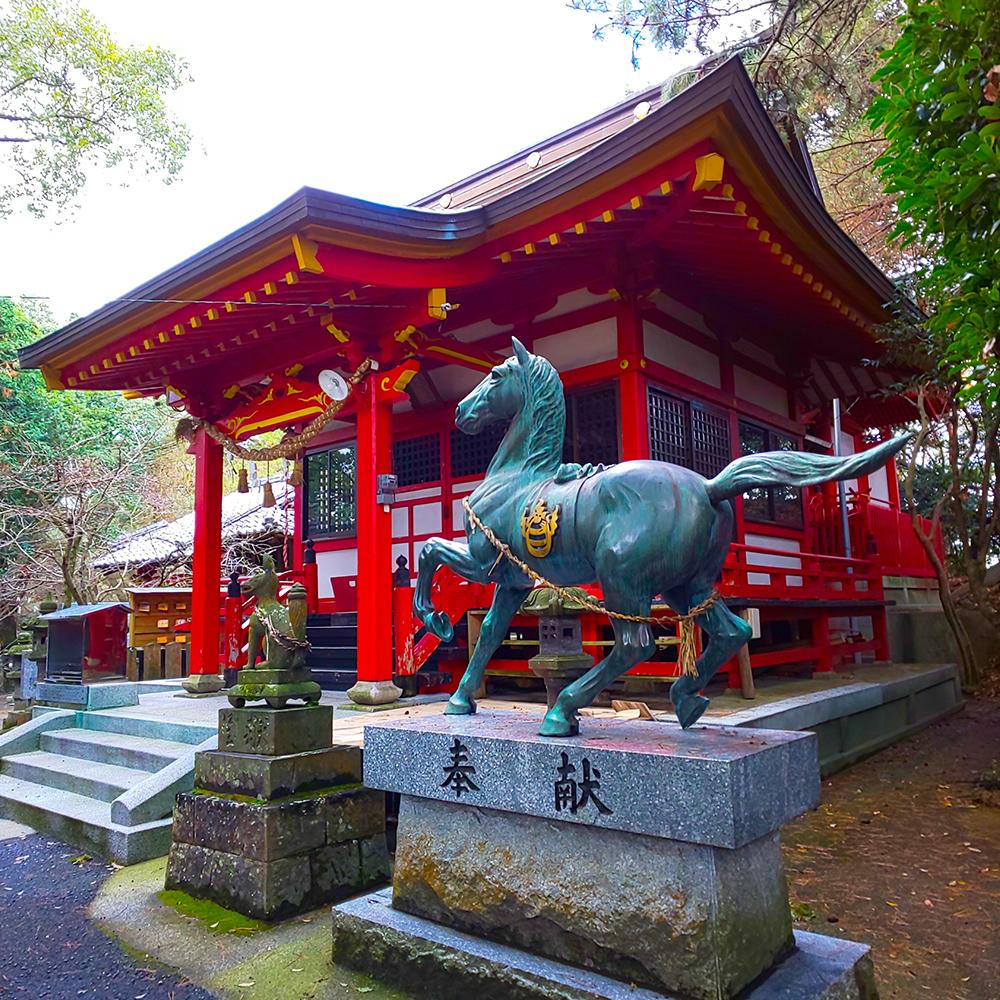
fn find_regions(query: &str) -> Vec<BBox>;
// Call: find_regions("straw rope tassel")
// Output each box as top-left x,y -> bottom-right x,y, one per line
462,497 -> 717,677
183,359 -> 373,462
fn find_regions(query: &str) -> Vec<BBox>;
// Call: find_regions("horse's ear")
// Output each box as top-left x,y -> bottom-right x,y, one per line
511,337 -> 531,370
262,555 -> 275,572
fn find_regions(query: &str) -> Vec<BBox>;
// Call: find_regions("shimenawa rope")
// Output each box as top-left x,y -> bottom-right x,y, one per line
180,358 -> 373,462
462,496 -> 718,677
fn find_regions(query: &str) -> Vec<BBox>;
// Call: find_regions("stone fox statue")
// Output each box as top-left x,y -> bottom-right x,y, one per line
413,338 -> 908,737
229,555 -> 319,709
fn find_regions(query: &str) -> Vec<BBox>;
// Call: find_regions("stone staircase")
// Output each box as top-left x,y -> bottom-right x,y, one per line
0,709 -> 216,864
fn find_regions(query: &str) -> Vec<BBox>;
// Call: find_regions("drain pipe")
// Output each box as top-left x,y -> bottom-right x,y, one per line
832,399 -> 852,563
833,399 -> 861,663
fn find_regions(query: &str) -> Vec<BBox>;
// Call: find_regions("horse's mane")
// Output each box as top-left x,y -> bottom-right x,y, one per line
516,350 -> 565,475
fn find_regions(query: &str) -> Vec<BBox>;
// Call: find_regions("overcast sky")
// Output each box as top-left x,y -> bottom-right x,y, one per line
1,1 -> 694,327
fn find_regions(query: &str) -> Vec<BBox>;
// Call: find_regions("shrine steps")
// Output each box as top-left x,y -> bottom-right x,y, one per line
0,708 -> 216,865
306,612 -> 464,694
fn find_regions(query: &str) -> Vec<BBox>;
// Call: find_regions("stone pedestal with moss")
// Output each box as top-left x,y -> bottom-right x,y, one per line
331,711 -> 878,1000
165,704 -> 389,921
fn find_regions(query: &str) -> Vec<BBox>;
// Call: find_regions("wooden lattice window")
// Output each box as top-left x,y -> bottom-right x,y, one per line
450,422 -> 507,479
648,388 -> 687,467
303,444 -> 356,539
648,387 -> 731,476
392,433 -> 441,487
563,384 -> 619,466
690,406 -> 731,478
739,420 -> 803,527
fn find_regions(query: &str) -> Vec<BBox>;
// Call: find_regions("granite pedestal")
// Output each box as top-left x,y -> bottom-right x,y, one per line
332,711 -> 877,1000
165,704 -> 390,921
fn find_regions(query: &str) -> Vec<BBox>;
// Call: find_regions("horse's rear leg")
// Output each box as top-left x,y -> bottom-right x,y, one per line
667,589 -> 752,728
540,595 -> 655,737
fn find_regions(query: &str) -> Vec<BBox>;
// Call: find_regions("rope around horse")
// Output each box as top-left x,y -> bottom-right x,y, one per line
462,497 -> 718,678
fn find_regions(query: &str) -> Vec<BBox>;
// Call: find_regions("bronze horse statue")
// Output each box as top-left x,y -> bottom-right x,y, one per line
414,338 -> 907,736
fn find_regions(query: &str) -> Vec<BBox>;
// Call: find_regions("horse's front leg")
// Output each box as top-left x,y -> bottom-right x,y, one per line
413,536 -> 488,643
446,584 -> 528,716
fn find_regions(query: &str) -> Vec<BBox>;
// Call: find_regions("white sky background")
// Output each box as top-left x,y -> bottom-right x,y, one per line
1,0 -> 696,327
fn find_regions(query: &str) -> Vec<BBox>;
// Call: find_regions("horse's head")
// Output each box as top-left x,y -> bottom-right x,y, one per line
241,555 -> 279,599
455,337 -> 533,435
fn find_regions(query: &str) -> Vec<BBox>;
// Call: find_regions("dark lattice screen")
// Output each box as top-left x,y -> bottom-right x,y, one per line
564,384 -> 619,466
690,406 -> 731,477
450,421 -> 507,479
303,444 -> 356,538
739,420 -> 803,527
648,387 -> 688,466
392,433 -> 441,487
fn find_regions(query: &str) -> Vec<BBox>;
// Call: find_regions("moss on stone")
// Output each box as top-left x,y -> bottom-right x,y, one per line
211,925 -> 409,999
191,782 -> 363,807
157,888 -> 271,935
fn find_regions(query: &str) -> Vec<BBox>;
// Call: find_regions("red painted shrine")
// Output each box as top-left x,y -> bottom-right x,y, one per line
21,59 -> 939,702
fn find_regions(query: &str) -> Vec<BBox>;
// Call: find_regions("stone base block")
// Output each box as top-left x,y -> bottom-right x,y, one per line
165,782 -> 389,921
217,704 -> 332,755
195,744 -> 361,801
347,679 -> 402,706
393,797 -> 792,1000
36,680 -> 137,710
180,672 -> 224,695
332,888 -> 877,1000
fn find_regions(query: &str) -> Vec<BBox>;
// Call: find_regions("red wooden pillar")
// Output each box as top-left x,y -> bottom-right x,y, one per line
182,428 -> 224,693
616,299 -> 648,460
348,362 -> 418,705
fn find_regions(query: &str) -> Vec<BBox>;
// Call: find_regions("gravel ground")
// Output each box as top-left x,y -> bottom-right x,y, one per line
784,696 -> 1000,1000
0,832 -> 216,1000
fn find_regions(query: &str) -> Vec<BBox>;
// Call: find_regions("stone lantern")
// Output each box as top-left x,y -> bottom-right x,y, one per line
520,586 -> 595,733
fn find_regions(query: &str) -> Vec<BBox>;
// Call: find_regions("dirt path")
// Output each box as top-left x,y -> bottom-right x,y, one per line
783,697 -> 1000,1000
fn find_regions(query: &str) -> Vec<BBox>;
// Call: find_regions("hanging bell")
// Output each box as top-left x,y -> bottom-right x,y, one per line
288,457 -> 303,488
237,467 -> 250,493
262,480 -> 276,508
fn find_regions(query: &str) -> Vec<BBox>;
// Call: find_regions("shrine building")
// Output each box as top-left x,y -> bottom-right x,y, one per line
20,58 -> 938,704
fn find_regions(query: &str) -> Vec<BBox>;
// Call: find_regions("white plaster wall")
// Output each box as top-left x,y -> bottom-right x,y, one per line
533,317 -> 617,371
643,322 -> 721,388
648,291 -> 714,336
744,533 -> 803,587
838,430 -> 858,494
534,289 -> 608,322
428,365 -> 486,401
452,318 -> 508,344
316,548 -> 358,597
734,340 -> 781,373
734,365 -> 788,415
868,463 -> 890,503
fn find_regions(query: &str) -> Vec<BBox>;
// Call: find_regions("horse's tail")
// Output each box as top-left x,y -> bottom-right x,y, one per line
704,433 -> 910,504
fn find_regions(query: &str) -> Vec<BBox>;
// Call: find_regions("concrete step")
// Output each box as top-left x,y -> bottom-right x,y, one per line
39,728 -> 193,772
1,750 -> 148,802
81,710 -> 215,746
0,775 -> 172,865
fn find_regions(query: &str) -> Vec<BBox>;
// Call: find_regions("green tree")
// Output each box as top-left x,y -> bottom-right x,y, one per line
0,297 -> 176,614
0,0 -> 190,216
571,1 -> 910,269
867,0 -> 1000,400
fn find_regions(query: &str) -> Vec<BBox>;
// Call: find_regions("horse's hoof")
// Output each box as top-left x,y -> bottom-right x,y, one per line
538,708 -> 576,737
676,694 -> 710,729
426,611 -> 455,643
444,693 -> 476,715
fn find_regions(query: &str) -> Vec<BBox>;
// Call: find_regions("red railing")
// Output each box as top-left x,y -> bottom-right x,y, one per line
810,490 -> 941,578
720,541 -> 883,603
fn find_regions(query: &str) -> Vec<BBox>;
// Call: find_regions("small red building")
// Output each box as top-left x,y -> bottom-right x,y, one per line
21,59 -> 936,702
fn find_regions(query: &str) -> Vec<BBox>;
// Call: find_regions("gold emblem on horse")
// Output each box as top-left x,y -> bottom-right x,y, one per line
521,499 -> 559,557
